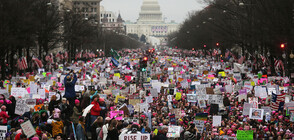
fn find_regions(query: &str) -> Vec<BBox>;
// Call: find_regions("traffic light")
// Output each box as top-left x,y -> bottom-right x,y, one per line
281,43 -> 285,48
140,56 -> 148,71
204,45 -> 206,48
216,43 -> 219,46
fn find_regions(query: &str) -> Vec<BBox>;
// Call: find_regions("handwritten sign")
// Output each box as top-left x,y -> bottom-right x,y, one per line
110,111 -> 124,120
15,99 -> 30,115
237,130 -> 253,140
20,120 -> 36,138
11,88 -> 27,97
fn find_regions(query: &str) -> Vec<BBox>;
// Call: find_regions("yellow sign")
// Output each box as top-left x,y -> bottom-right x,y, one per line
115,95 -> 125,103
114,73 -> 120,78
175,92 -> 181,100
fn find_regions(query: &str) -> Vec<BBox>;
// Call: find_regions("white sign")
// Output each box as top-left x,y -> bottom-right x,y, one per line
167,126 -> 181,138
20,120 -> 36,138
15,99 -> 30,115
119,134 -> 150,140
187,94 -> 197,102
249,108 -> 264,120
213,116 -> 222,126
38,89 -> 46,99
11,88 -> 27,97
0,125 -> 7,140
130,84 -> 136,95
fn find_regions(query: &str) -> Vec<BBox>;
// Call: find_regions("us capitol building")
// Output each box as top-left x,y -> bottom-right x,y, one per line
125,0 -> 179,45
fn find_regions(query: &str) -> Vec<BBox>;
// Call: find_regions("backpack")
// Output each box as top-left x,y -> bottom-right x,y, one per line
97,127 -> 103,140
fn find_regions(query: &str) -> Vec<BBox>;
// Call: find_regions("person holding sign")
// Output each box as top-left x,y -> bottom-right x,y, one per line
64,70 -> 77,109
90,95 -> 101,125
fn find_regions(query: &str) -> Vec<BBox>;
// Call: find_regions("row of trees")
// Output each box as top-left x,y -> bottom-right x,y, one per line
0,0 -> 142,78
170,0 -> 294,57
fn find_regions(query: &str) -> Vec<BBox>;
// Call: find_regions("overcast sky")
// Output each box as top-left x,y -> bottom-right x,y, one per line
101,0 -> 207,23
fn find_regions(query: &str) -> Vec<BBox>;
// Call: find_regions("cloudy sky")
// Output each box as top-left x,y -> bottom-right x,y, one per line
101,0 -> 207,23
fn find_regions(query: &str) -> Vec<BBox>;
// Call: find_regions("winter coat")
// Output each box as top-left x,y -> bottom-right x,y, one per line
64,74 -> 77,98
70,106 -> 82,124
90,101 -> 101,116
0,111 -> 9,124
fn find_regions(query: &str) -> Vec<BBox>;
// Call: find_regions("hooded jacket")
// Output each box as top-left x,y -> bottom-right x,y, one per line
64,73 -> 77,98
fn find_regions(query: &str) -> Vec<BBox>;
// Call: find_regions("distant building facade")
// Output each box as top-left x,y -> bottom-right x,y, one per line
100,6 -> 125,34
72,0 -> 102,23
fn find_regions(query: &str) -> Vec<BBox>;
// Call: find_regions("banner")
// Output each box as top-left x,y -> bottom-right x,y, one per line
82,104 -> 94,117
11,88 -> 27,97
119,134 -> 150,140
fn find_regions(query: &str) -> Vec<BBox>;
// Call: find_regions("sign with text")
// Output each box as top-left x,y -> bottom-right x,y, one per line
119,134 -> 150,140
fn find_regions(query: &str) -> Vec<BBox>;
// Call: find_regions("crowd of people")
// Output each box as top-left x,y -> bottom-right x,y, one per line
0,48 -> 293,140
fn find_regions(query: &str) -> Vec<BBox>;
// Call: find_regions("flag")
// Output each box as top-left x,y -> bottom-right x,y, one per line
18,57 -> 28,70
32,58 -> 43,68
110,49 -> 120,60
274,58 -> 284,72
238,56 -> 244,64
111,57 -> 119,67
260,55 -> 266,64
225,50 -> 230,58
271,93 -> 285,110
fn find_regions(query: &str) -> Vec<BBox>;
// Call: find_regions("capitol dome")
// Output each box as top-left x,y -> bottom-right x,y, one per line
137,0 -> 163,23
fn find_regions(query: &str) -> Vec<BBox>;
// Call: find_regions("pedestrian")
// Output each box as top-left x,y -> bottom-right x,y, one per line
90,95 -> 101,125
64,70 -> 77,108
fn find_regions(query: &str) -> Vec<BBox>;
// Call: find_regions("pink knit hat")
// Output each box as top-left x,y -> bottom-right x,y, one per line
75,99 -> 80,104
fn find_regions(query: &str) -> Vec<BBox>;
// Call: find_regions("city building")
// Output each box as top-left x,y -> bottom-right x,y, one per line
100,6 -> 125,34
71,0 -> 102,23
125,0 -> 179,45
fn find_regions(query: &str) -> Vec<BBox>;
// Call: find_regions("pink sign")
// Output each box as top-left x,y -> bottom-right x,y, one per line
110,111 -> 124,120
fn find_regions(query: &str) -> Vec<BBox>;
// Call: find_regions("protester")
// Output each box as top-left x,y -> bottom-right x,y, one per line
0,48 -> 293,140
76,116 -> 86,140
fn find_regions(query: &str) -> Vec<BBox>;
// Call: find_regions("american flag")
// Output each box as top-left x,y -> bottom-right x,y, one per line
238,56 -> 244,64
271,93 -> 285,110
32,57 -> 43,68
206,50 -> 211,56
18,57 -> 28,70
274,58 -> 284,72
260,55 -> 267,65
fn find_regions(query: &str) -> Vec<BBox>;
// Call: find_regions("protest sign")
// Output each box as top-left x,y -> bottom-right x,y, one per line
261,106 -> 271,116
25,99 -> 36,106
195,113 -> 208,121
11,88 -> 27,98
206,87 -> 214,94
150,88 -> 158,97
171,108 -> 181,118
30,83 -> 38,94
130,84 -> 136,94
243,103 -> 253,116
249,108 -> 264,120
194,120 -> 205,133
129,99 -> 140,111
82,104 -> 94,117
0,125 -> 7,139
248,97 -> 258,108
15,99 -> 30,115
237,130 -> 253,140
110,110 -> 124,120
187,94 -> 197,102
198,99 -> 206,108
167,126 -> 181,138
20,120 -> 36,138
119,134 -> 150,140
213,116 -> 222,126
255,86 -> 267,98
